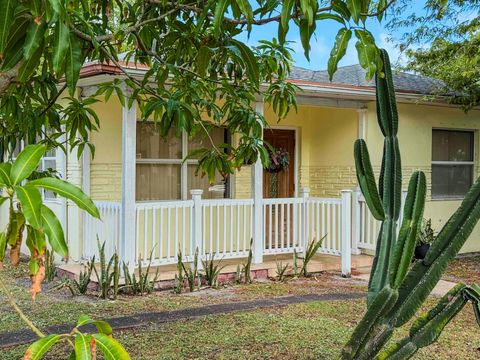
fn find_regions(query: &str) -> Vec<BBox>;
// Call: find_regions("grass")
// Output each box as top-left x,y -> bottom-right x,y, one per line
444,254 -> 480,285
1,257 -> 479,359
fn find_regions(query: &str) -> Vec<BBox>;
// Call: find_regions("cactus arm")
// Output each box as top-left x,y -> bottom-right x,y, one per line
379,285 -> 468,360
393,178 -> 480,326
389,172 -> 426,288
341,285 -> 398,360
368,219 -> 396,305
381,136 -> 402,221
354,139 -> 385,221
375,49 -> 398,137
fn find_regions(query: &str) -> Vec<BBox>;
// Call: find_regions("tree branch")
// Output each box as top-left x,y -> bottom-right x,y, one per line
0,61 -> 24,97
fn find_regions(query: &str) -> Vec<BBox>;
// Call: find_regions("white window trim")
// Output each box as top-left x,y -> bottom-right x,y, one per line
431,129 -> 476,201
136,124 -> 229,200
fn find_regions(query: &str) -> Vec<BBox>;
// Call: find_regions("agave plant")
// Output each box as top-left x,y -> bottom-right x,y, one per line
342,49 -> 480,359
0,144 -> 99,298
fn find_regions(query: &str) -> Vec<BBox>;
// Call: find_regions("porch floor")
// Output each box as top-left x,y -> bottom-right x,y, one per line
58,254 -> 373,286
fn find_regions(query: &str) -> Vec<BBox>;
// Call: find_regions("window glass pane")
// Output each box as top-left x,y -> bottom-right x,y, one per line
136,164 -> 181,200
188,127 -> 226,157
43,159 -> 56,171
187,164 -> 226,199
432,130 -> 473,161
432,164 -> 473,198
136,123 -> 182,160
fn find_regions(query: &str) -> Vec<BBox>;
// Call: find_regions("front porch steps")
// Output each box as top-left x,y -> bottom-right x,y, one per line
57,254 -> 373,291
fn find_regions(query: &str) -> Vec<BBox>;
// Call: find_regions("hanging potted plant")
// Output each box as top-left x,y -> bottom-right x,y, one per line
414,218 -> 435,260
267,148 -> 289,173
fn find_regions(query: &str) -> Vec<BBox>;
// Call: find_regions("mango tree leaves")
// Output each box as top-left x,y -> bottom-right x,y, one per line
0,0 -> 16,58
41,204 -> 68,258
65,33 -> 83,96
52,20 -> 70,75
355,29 -> 381,80
328,28 -> 352,80
15,185 -> 42,229
23,334 -> 63,360
10,144 -> 46,185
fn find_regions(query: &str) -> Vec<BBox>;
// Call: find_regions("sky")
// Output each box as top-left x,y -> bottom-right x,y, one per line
235,2 -> 426,71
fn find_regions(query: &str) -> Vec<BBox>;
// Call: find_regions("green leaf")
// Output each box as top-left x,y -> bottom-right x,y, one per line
0,231 -> 7,260
93,333 -> 131,360
213,0 -> 229,37
24,334 -> 62,360
0,0 -> 15,58
17,46 -> 43,82
230,39 -> 259,87
0,163 -> 11,186
279,0 -> 294,44
10,144 -> 46,185
75,333 -> 92,360
0,196 -> 7,207
196,46 -> 213,77
28,177 -> 100,218
354,29 -> 380,80
235,0 -> 253,29
76,315 -> 113,335
346,0 -> 362,23
15,185 -> 42,229
377,0 -> 387,21
41,204 -> 68,258
65,33 -> 83,96
52,20 -> 69,75
23,19 -> 46,61
299,18 -> 316,61
315,13 -> 346,24
332,0 -> 351,20
328,28 -> 352,81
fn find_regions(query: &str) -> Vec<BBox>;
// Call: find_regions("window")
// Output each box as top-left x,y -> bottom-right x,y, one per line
432,129 -> 474,199
135,123 -> 229,201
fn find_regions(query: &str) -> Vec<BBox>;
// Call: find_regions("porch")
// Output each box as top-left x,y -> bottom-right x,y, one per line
82,187 -> 390,277
78,98 -> 394,275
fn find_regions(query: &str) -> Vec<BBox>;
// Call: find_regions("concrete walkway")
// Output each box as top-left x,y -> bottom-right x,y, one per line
352,273 -> 458,297
0,292 -> 364,349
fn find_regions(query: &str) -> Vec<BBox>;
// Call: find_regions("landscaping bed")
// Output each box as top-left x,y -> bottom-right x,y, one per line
444,254 -> 480,285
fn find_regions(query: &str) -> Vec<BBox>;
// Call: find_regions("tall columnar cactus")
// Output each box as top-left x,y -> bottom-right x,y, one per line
342,49 -> 480,360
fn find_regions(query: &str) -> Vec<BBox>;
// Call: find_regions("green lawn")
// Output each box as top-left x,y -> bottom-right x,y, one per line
1,258 -> 479,359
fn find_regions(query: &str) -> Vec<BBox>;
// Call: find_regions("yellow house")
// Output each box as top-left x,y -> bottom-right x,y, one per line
2,62 -> 479,273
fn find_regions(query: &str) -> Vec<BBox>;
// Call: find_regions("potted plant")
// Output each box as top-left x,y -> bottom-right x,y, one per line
414,218 -> 435,260
267,148 -> 289,173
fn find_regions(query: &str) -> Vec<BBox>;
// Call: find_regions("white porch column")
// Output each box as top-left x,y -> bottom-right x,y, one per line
120,99 -> 137,269
341,189 -> 352,277
299,187 -> 310,256
191,189 -> 204,269
251,101 -> 264,264
357,108 -> 367,139
351,187 -> 362,255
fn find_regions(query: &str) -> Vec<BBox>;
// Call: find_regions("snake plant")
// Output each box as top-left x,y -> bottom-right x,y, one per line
342,49 -> 480,359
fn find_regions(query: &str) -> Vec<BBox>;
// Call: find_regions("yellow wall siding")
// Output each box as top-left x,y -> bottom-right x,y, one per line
365,102 -> 480,253
89,96 -> 123,201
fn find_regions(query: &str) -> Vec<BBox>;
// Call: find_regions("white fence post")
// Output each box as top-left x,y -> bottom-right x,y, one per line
341,189 -> 352,277
191,189 -> 204,269
251,102 -> 264,264
351,187 -> 362,255
300,187 -> 310,256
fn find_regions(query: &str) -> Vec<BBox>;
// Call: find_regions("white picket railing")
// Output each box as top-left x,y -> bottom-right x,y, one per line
307,198 -> 342,255
83,189 -> 354,275
201,198 -> 254,259
354,189 -> 407,253
135,201 -> 194,265
263,198 -> 304,255
83,201 -> 121,260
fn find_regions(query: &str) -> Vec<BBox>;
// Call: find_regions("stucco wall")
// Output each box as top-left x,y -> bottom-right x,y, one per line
234,104 -> 359,198
365,102 -> 480,254
89,96 -> 123,201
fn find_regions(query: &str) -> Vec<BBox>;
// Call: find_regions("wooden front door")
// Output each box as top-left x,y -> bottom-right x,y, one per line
263,129 -> 296,249
263,129 -> 295,198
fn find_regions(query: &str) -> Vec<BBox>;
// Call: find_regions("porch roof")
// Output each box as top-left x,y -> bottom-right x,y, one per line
77,60 -> 450,104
